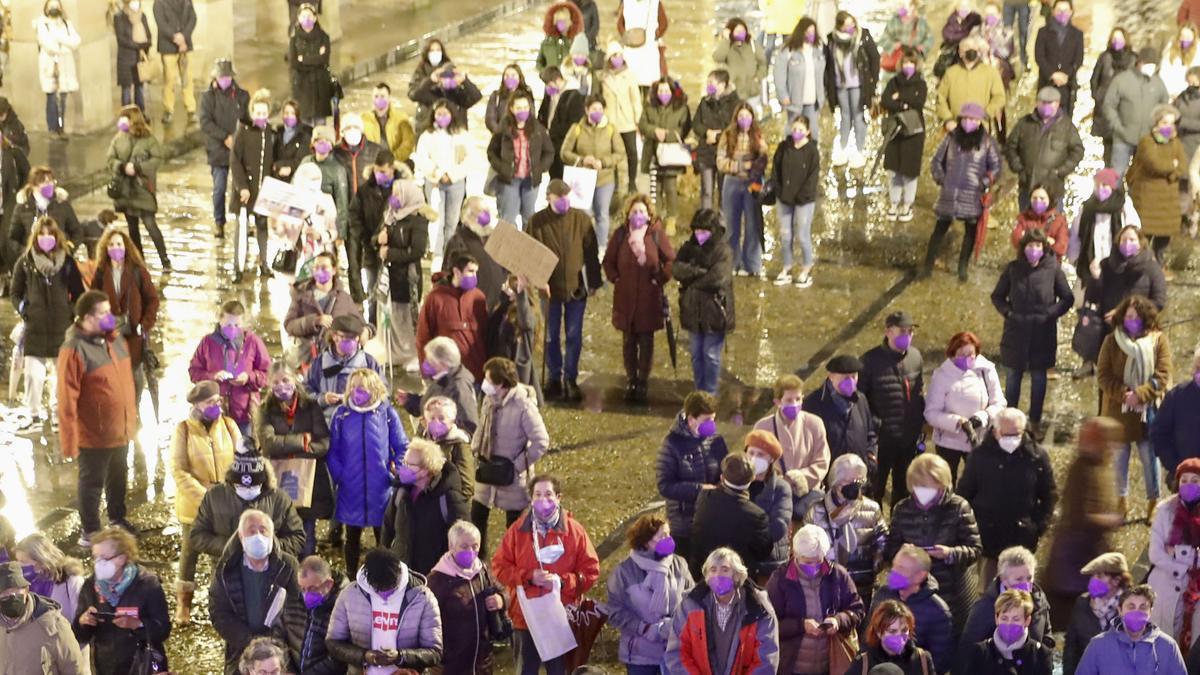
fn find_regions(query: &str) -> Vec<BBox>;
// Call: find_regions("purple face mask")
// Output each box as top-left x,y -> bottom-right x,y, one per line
791,130 -> 807,143
377,588 -> 396,600
454,549 -> 477,568
217,76 -> 233,90
629,211 -> 648,229
695,230 -> 712,245
901,64 -> 917,78
349,387 -> 372,407
1184,39 -> 1195,50
1123,610 -> 1149,633
1088,577 -> 1111,598
708,575 -> 735,596
842,25 -> 857,35
1111,38 -> 1126,51
886,570 -> 910,591
1194,370 -> 1200,387
953,355 -> 975,371
314,140 -> 333,155
1181,483 -> 1200,502
1123,317 -> 1144,336
657,92 -> 672,105
220,324 -> 241,341
1159,125 -> 1175,139
960,118 -> 981,132
420,360 -> 438,378
108,246 -> 126,262
303,591 -> 324,609
1096,185 -> 1114,201
434,113 -> 453,129
610,56 -> 624,69
375,171 -> 394,188
395,465 -> 419,485
545,85 -> 560,97
514,109 -> 531,123
299,17 -> 315,31
893,333 -> 913,351
1009,581 -> 1033,592
459,274 -> 479,291
732,30 -> 747,42
387,195 -> 403,211
98,312 -> 118,332
696,418 -> 717,437
252,117 -> 268,129
1038,103 -> 1058,120
312,267 -> 333,284
798,562 -> 821,577
283,115 -> 298,128
273,384 -> 295,401
202,404 -> 222,421
555,19 -> 569,33
477,210 -> 492,226
997,623 -> 1026,644
588,110 -> 604,124
836,377 -> 857,397
897,7 -> 909,18
39,183 -> 56,200
503,75 -> 520,90
36,235 -> 56,253
441,75 -> 458,91
1031,200 -> 1049,215
572,55 -> 587,66
781,403 -> 800,420
338,338 -> 358,355
1025,246 -> 1044,264
737,116 -> 752,131
706,83 -> 718,96
427,419 -> 449,439
117,119 -> 131,133
654,536 -> 676,557
985,13 -> 1000,25
533,497 -> 557,519
1120,240 -> 1140,257
552,196 -> 571,214
805,32 -> 817,44
374,97 -> 389,111
882,634 -> 908,655
1054,10 -> 1070,24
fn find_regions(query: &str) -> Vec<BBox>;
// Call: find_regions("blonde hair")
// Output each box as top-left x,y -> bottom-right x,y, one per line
906,453 -> 952,492
897,544 -> 932,572
406,438 -> 447,475
14,533 -> 84,583
92,527 -> 138,561
994,589 -> 1034,618
344,369 -> 388,404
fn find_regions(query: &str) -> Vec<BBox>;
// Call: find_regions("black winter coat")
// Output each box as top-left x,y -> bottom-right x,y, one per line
868,576 -> 955,674
443,226 -> 507,307
692,91 -> 742,169
5,188 -> 81,269
1084,247 -> 1168,318
113,12 -> 151,88
859,340 -> 925,448
881,72 -> 928,178
1089,48 -> 1137,138
1,114 -> 31,156
824,29 -> 881,108
274,123 -> 314,179
487,120 -> 555,186
958,435 -> 1057,557
537,89 -> 587,151
383,211 -> 430,305
426,565 -> 504,674
230,124 -> 277,213
72,566 -> 171,675
256,390 -> 335,521
333,141 -> 382,201
803,379 -> 879,472
1151,381 -> 1200,479
383,465 -> 470,575
289,26 -> 334,119
674,225 -> 735,334
410,77 -> 483,130
656,412 -> 729,538
273,571 -> 346,675
958,577 -> 1054,671
991,255 -> 1073,371
1072,190 -> 1129,275
689,485 -> 773,579
1062,593 -> 1112,675
0,147 -> 28,271
884,492 -> 982,628
10,251 -> 84,358
209,538 -> 302,675
199,81 -> 251,167
346,170 -> 391,257
844,643 -> 934,675
772,139 -> 820,206
1004,111 -> 1084,202
961,638 -> 1054,675
1034,23 -> 1084,92
152,0 -> 196,53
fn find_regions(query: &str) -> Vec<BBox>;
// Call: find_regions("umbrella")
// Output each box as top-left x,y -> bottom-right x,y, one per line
662,294 -> 677,374
142,330 -> 162,424
869,120 -> 902,184
374,257 -> 395,384
234,207 -> 249,281
7,321 -> 24,403
973,173 -> 996,261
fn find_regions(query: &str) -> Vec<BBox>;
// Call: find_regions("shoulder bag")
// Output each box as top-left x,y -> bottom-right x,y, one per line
621,0 -> 652,47
476,438 -> 529,486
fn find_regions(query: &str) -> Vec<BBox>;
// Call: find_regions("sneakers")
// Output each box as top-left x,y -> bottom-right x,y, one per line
795,271 -> 814,288
898,205 -> 914,223
831,145 -> 848,167
77,532 -> 93,549
734,269 -> 751,277
847,149 -> 866,170
886,204 -> 899,220
773,270 -> 793,286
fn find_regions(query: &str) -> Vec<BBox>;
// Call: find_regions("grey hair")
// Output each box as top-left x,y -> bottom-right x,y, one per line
703,547 -> 749,585
1153,103 -> 1182,124
299,555 -> 332,580
827,453 -> 868,487
994,407 -> 1028,431
425,336 -> 462,368
238,637 -> 286,675
238,509 -> 274,535
423,395 -> 458,419
448,519 -> 481,547
14,533 -> 84,583
998,546 -> 1037,576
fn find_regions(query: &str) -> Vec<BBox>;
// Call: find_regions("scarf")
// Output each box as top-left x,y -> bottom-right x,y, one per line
31,249 -> 66,277
126,9 -> 148,44
533,507 -> 562,537
822,491 -> 861,562
478,389 -> 509,460
830,30 -> 860,82
627,225 -> 648,266
992,626 -> 1028,660
384,179 -> 426,225
1090,592 -> 1120,627
627,548 -> 675,619
95,563 -> 138,607
214,327 -> 245,375
359,566 -> 408,675
431,551 -> 483,579
1113,327 -> 1156,419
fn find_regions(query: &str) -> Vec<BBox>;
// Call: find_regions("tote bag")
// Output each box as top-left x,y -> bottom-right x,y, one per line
516,578 -> 577,661
563,164 -> 598,210
271,457 -> 316,508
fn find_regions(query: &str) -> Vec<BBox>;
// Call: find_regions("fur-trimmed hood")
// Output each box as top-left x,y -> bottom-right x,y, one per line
16,185 -> 69,205
542,0 -> 583,38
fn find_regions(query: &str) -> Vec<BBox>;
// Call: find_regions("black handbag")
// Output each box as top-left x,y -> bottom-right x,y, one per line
130,640 -> 168,675
271,247 -> 298,274
1072,305 -> 1105,361
475,455 -> 517,486
106,175 -> 127,200
895,109 -> 925,137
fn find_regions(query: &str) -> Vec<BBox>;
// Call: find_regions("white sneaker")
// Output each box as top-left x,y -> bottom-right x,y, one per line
886,204 -> 899,219
773,271 -> 793,285
734,269 -> 751,277
898,205 -> 914,222
831,145 -> 848,167
795,271 -> 814,288
848,148 -> 867,170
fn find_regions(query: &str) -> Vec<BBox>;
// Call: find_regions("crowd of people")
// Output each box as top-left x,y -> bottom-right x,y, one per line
5,0 -> 1200,673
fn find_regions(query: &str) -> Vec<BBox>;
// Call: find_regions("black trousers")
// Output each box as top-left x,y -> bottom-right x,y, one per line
873,439 -> 919,507
343,525 -> 381,574
620,130 -> 639,190
622,331 -> 654,383
125,211 -> 170,268
923,217 -> 977,276
78,445 -> 129,534
470,501 -> 522,556
937,445 -> 966,486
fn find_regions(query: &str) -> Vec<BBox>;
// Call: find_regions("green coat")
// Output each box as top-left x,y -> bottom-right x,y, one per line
560,119 -> 627,186
637,102 -> 692,174
712,40 -> 767,102
537,35 -> 572,72
106,132 -> 164,214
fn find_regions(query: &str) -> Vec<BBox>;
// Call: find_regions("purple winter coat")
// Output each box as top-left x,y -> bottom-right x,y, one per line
932,131 -> 1002,220
187,329 -> 272,425
766,561 -> 865,674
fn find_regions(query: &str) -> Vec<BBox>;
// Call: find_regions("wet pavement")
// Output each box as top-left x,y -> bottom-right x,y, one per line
0,0 -> 1197,671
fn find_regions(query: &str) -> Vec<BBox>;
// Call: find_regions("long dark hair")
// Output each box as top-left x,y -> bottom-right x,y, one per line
785,17 -> 819,51
649,77 -> 686,109
721,102 -> 763,157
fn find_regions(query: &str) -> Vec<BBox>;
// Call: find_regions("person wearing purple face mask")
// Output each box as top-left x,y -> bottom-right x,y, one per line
770,114 -> 819,285
306,313 -> 385,424
666,546 -> 780,675
1097,295 -> 1170,521
755,374 -> 830,518
713,18 -> 767,116
606,514 -> 695,675
362,82 -> 417,164
230,92 -> 277,278
270,99 -> 312,181
976,2 -> 1016,90
1151,349 -> 1200,483
327,547 -> 443,673
287,4 -> 333,126
427,520 -> 507,674
537,65 -> 586,181
674,210 -> 733,394
658,391 -> 729,564
1060,551 -> 1131,675
412,100 -> 470,262
381,439 -> 468,575
1084,226 -> 1167,346
188,299 -> 271,436
493,474 -> 600,675
199,58 -> 251,239
859,312 -> 925,506
766,524 -> 865,672
416,253 -> 489,383
256,361 -> 332,561
1128,104 -> 1189,266
411,65 -> 484,136
1005,88 -> 1083,212
283,250 -> 364,368
867,545 -> 955,671
563,94 -> 627,249
824,10 -> 880,169
774,18 -> 825,136
298,125 -> 351,242
1160,25 -> 1200,98
420,396 -> 474,498
717,103 -> 769,277
489,92 -> 554,229
961,590 -> 1053,674
11,533 -> 87,640
1032,0 -> 1083,114
880,48 -> 927,223
1149,460 -> 1200,646
106,104 -> 170,270
346,148 -> 404,307
991,228 -> 1073,433
275,555 -> 343,674
803,355 -> 879,487
486,64 -> 534,134
878,3 -> 935,79
1075,584 -> 1188,675
536,2 -> 583,73
600,45 -> 643,193
924,331 -> 1006,483
692,69 -> 741,212
326,369 -> 407,573
848,600 -> 934,674
1068,169 -> 1141,321
960,545 -> 1056,668
1089,28 -> 1138,164
637,77 -> 690,222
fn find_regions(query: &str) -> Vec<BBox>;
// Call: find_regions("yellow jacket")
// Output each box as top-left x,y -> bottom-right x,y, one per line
171,415 -> 240,524
760,0 -> 806,35
362,104 -> 417,162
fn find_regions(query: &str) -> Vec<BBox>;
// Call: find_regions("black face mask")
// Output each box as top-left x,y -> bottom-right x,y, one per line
0,594 -> 26,619
964,50 -> 979,62
840,481 -> 863,501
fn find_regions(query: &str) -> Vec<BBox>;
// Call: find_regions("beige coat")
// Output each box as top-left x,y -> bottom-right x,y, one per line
1148,495 -> 1200,643
602,68 -> 644,134
0,595 -> 86,675
472,384 -> 550,512
1096,330 -> 1171,442
561,119 -> 627,186
753,410 -> 830,495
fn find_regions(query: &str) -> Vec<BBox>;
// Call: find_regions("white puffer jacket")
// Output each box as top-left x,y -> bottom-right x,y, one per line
35,15 -> 80,94
924,355 -> 1006,453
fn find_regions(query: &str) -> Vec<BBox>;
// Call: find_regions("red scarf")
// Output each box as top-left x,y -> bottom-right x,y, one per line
1172,498 -> 1200,647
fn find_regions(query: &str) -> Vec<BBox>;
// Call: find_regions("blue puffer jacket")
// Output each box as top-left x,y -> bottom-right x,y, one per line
931,130 -> 1002,220
327,401 -> 408,528
306,347 -> 385,424
868,575 -> 955,674
655,413 -> 729,539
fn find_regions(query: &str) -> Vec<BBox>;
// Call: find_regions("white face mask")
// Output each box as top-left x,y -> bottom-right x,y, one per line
428,51 -> 443,66
913,486 -> 939,506
1141,64 -> 1157,77
536,542 -> 566,564
94,559 -> 118,581
242,533 -> 273,560
998,436 -> 1021,453
750,456 -> 770,476
343,129 -> 363,146
235,485 -> 262,501
481,380 -> 499,396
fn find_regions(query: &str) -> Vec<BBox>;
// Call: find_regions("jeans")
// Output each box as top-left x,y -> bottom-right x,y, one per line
498,176 -> 537,230
785,104 -> 822,143
700,168 -> 722,211
776,202 -> 815,268
161,53 -> 196,115
889,173 -> 918,207
836,87 -> 867,150
545,297 -> 587,381
627,666 -> 664,675
210,165 -> 230,226
126,211 -> 170,267
689,331 -> 725,394
45,93 -> 67,133
621,131 -> 639,190
431,179 -> 466,257
470,501 -> 522,557
1005,367 -> 1048,423
1003,3 -> 1031,65
1112,141 -> 1137,180
77,445 -> 130,535
516,628 -> 567,675
1116,441 -> 1161,499
721,176 -> 763,274
592,182 -> 617,250
120,83 -> 146,112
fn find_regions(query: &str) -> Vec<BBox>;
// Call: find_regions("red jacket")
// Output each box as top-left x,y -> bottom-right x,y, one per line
490,509 -> 600,631
602,221 -> 676,334
56,325 -> 138,458
416,278 -> 489,381
668,582 -> 779,675
1011,208 -> 1069,258
1181,0 -> 1200,26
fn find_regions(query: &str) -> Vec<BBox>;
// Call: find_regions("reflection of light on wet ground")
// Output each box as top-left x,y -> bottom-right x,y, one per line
1,435 -> 39,539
